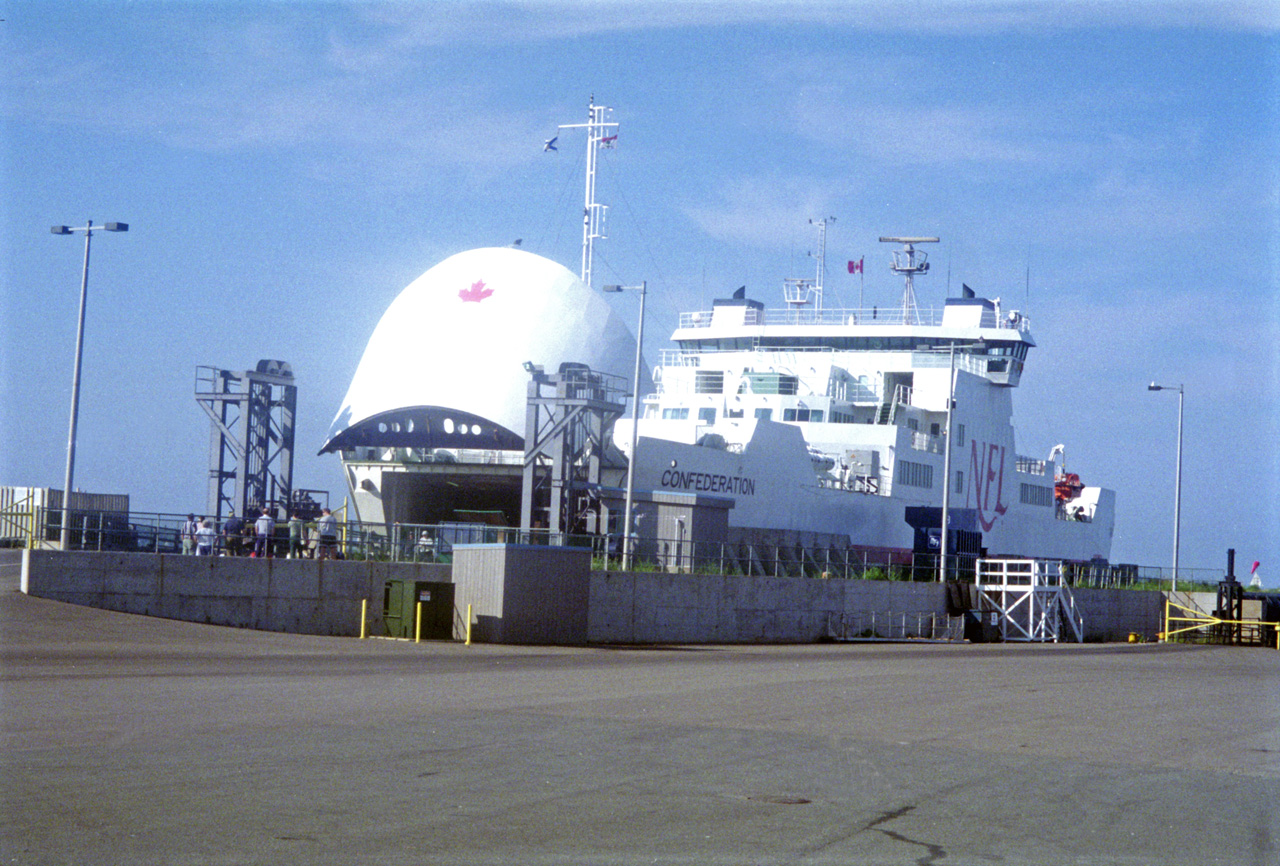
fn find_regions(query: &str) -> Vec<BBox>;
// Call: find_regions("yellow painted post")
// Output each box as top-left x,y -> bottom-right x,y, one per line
360,598 -> 368,639
465,602 -> 473,646
415,600 -> 422,643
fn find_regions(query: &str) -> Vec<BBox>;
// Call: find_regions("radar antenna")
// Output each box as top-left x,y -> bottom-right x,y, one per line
879,236 -> 938,325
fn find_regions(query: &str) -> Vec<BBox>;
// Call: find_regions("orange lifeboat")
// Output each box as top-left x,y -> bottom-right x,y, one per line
1055,472 -> 1083,502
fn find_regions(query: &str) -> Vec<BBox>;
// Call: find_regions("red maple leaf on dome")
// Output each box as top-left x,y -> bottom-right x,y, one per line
459,279 -> 493,303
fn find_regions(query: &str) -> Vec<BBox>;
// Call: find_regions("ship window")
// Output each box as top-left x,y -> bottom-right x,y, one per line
956,424 -> 965,446
783,408 -> 823,422
810,410 -> 824,423
695,370 -> 725,394
955,471 -> 964,494
754,408 -> 772,420
907,418 -> 918,432
896,460 -> 934,489
698,407 -> 717,424
743,372 -> 798,395
662,407 -> 689,420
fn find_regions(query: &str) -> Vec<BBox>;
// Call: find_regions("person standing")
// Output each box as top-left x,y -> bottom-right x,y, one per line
288,512 -> 305,559
253,508 -> 276,558
316,508 -> 338,560
181,514 -> 198,555
222,510 -> 244,556
194,518 -> 216,556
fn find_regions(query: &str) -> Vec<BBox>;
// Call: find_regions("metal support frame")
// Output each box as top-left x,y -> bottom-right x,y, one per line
520,363 -> 627,537
975,558 -> 1084,643
196,360 -> 297,521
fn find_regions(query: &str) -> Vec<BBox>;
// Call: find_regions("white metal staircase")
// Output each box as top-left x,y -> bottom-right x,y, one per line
975,559 -> 1084,643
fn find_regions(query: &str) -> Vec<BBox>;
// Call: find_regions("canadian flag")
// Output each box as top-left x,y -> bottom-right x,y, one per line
847,257 -> 863,274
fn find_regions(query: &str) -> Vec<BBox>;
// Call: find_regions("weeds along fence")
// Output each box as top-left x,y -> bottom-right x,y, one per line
1,505 -> 1226,590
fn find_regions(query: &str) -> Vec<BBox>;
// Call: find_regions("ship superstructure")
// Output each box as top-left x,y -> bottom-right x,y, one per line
620,236 -> 1115,565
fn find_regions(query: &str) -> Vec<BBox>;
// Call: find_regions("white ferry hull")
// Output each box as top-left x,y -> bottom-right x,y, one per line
628,419 -> 1114,562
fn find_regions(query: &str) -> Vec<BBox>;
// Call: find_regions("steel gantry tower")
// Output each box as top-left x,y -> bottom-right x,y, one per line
520,362 -> 627,537
196,360 -> 296,521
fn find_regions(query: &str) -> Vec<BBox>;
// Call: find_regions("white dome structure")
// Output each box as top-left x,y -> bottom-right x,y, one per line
321,247 -> 648,456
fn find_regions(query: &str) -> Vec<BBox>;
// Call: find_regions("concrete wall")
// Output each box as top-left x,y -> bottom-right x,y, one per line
18,549 -> 450,637
588,571 -> 948,643
10,548 -> 1175,644
1069,587 -> 1166,642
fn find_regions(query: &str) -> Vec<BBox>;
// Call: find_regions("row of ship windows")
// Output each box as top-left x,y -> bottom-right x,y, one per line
895,467 -> 1055,507
660,406 -> 971,441
680,337 -> 1028,356
661,407 -> 827,424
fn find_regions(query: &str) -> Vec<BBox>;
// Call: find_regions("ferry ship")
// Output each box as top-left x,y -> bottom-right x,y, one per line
617,234 -> 1115,565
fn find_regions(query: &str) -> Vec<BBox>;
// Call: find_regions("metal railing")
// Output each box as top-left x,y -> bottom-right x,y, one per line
4,505 -> 1234,591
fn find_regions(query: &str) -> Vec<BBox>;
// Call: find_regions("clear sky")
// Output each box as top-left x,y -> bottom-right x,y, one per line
2,1 -> 1277,584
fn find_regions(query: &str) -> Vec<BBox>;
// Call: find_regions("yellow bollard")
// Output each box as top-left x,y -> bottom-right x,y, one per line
465,602 -> 473,646
360,598 -> 368,640
415,600 -> 422,643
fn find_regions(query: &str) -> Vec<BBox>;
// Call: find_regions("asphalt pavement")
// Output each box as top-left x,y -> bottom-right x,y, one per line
2,585 -> 1278,866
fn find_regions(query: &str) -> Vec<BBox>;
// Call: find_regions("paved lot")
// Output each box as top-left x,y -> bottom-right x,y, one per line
2,586 -> 1278,865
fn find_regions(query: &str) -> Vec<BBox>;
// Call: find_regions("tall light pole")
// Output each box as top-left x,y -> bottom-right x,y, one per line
1148,382 -> 1183,592
938,340 -> 956,583
602,280 -> 646,569
51,220 -> 129,548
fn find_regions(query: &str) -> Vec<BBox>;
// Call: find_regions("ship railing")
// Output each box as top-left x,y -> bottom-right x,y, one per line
678,305 -> 1033,332
818,473 -> 887,496
679,307 -> 947,329
1016,456 -> 1049,475
341,446 -> 525,466
910,431 -> 944,454
1055,502 -> 1093,523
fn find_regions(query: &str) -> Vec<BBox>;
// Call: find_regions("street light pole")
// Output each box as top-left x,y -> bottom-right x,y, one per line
939,341 -> 956,583
603,281 -> 646,570
51,220 -> 128,548
1148,382 -> 1183,593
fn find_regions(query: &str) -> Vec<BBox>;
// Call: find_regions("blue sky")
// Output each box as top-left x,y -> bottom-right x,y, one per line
2,1 -> 1277,583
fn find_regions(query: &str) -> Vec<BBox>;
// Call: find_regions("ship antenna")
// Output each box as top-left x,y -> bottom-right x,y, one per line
809,217 -> 835,312
879,236 -> 939,325
557,95 -> 618,290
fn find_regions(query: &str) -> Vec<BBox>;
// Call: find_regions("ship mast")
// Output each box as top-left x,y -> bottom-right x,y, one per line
785,218 -> 835,311
879,236 -> 938,325
811,216 -> 834,312
557,96 -> 618,290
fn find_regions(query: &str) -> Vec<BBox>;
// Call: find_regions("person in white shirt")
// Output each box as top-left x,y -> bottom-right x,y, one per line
253,509 -> 276,558
194,519 -> 216,556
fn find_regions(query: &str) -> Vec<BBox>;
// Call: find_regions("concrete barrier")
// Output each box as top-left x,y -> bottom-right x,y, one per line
587,570 -> 949,643
10,548 -> 1170,644
17,549 -> 450,637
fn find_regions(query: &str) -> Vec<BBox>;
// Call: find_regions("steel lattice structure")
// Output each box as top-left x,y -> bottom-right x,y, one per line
196,360 -> 296,521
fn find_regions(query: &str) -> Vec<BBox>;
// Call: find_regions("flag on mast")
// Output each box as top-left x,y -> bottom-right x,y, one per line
847,257 -> 863,274
1249,561 -> 1262,589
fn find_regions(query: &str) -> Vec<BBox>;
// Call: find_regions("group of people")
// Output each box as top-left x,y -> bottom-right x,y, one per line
179,508 -> 340,559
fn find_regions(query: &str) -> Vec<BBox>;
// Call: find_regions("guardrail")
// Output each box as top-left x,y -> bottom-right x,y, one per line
3,505 -> 1232,589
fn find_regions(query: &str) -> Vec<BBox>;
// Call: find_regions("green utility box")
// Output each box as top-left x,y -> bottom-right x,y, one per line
383,580 -> 455,640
